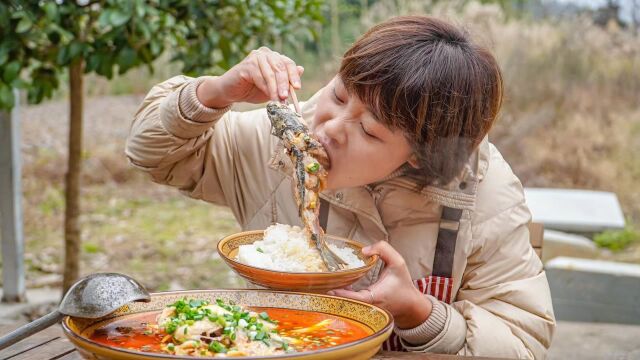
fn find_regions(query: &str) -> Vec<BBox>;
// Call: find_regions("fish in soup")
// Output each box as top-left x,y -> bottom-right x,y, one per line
90,298 -> 371,357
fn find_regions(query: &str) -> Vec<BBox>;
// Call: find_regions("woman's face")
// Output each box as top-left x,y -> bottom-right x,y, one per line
309,76 -> 413,189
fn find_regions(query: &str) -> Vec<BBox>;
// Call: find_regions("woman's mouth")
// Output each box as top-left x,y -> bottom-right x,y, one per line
313,134 -> 332,170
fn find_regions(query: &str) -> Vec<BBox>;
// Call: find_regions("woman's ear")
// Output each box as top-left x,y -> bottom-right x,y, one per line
407,153 -> 420,169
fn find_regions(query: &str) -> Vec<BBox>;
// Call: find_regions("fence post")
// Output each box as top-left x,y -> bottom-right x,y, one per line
0,88 -> 26,303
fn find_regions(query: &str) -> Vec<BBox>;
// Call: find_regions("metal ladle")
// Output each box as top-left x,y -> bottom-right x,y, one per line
0,272 -> 150,350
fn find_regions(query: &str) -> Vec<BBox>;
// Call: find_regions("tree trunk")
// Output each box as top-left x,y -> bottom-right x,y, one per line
62,59 -> 84,293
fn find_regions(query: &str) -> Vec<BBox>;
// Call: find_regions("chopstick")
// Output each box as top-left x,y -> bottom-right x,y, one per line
289,84 -> 301,115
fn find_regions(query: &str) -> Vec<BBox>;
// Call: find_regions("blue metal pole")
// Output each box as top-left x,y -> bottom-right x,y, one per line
0,88 -> 26,303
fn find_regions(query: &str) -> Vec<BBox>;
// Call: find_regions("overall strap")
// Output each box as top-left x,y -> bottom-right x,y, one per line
320,198 -> 460,278
319,198 -> 330,231
432,206 -> 463,278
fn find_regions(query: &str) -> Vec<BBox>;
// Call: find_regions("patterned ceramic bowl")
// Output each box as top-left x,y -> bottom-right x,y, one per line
62,289 -> 393,360
217,230 -> 378,293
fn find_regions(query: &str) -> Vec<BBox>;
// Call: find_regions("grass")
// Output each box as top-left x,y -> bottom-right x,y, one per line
594,225 -> 640,252
3,176 -> 244,291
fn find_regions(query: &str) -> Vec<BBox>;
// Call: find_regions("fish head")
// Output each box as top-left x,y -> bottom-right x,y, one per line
266,101 -> 306,138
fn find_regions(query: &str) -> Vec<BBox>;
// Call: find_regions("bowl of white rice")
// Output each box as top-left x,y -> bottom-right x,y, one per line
217,224 -> 378,292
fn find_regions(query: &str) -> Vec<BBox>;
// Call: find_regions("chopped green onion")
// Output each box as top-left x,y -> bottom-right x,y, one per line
256,247 -> 264,253
189,299 -> 204,308
209,341 -> 227,353
306,162 -> 320,173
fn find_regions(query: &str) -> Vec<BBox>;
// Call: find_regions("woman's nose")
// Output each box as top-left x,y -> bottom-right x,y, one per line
322,117 -> 347,146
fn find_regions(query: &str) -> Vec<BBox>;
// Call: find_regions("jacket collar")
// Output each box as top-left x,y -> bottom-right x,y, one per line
268,87 -> 490,223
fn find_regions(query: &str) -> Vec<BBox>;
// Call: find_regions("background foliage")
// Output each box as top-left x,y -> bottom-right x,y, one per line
0,0 -> 324,110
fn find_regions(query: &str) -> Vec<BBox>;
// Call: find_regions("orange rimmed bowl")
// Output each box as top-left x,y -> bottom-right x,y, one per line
62,289 -> 393,360
217,230 -> 378,293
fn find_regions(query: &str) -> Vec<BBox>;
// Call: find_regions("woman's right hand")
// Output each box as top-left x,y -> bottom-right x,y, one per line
197,47 -> 304,108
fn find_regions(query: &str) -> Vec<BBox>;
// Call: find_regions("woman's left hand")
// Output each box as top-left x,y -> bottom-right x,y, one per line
329,241 -> 433,329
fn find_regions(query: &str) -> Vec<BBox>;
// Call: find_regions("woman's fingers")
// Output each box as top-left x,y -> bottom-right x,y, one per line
266,54 -> 291,99
362,241 -> 406,269
256,52 -> 279,101
249,67 -> 270,100
283,56 -> 301,89
247,47 -> 303,101
328,288 -> 376,304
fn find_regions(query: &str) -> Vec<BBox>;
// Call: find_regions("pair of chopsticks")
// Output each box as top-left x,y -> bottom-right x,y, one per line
288,84 -> 301,115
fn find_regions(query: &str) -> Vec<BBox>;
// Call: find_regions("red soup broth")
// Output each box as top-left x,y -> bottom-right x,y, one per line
89,307 -> 372,354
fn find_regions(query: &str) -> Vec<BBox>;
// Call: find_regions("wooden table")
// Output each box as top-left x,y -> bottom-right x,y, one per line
0,324 -> 498,360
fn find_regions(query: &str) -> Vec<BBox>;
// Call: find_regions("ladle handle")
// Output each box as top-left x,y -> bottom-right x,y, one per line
0,310 -> 63,350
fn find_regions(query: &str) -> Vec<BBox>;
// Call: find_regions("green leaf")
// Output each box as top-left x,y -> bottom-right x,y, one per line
0,84 -> 14,110
116,47 -> 136,73
98,10 -> 111,28
0,47 -> 8,66
135,1 -> 146,18
68,41 -> 84,60
56,46 -> 68,65
11,77 -> 28,89
2,61 -> 21,83
109,10 -> 131,27
43,2 -> 57,21
26,86 -> 39,104
86,54 -> 102,73
97,57 -> 114,79
15,17 -> 32,33
150,39 -> 162,56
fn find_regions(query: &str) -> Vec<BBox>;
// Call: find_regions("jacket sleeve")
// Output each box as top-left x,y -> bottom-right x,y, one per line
399,150 -> 556,359
125,75 -> 283,226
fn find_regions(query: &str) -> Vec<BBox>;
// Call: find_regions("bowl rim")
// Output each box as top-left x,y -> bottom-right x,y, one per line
61,289 -> 394,360
217,230 -> 379,276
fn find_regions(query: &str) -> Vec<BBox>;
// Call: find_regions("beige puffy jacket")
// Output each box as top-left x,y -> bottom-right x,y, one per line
126,76 -> 556,359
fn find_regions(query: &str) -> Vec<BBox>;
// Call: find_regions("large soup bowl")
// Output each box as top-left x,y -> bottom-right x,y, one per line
217,230 -> 379,293
62,290 -> 393,360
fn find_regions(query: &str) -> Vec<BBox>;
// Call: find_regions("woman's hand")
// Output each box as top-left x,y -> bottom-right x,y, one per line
329,241 -> 433,329
197,47 -> 304,108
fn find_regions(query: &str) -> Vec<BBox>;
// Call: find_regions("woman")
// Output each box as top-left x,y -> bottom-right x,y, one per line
126,15 -> 555,359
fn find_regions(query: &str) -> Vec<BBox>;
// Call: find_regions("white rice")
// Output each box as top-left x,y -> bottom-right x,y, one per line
236,224 -> 365,272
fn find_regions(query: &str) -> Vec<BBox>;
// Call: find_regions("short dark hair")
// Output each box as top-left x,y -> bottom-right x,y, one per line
339,15 -> 503,186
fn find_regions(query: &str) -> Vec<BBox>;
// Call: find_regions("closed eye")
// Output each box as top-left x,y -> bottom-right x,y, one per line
332,86 -> 344,104
360,123 -> 376,138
